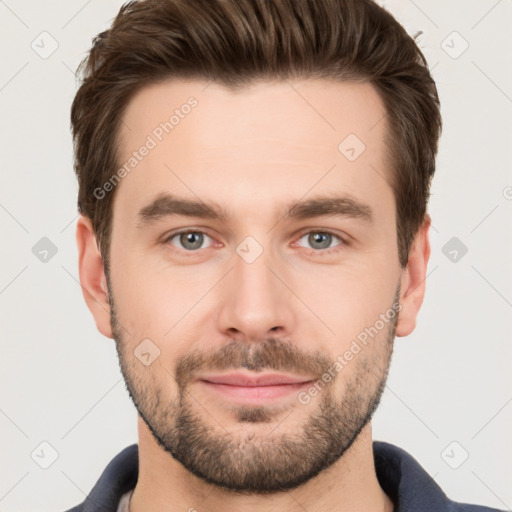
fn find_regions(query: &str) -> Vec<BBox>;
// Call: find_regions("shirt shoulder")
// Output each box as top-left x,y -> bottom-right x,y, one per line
373,441 -> 505,512
61,444 -> 138,512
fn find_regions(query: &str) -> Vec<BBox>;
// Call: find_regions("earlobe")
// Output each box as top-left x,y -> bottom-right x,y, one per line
395,214 -> 432,337
76,215 -> 113,339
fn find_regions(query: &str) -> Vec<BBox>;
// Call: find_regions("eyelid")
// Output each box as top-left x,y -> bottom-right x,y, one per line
293,226 -> 349,243
163,228 -> 219,249
292,228 -> 348,254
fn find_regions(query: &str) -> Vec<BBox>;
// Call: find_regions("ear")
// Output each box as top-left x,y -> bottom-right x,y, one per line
395,214 -> 431,337
76,215 -> 113,339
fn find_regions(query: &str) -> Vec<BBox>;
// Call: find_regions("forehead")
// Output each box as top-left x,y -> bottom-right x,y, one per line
114,78 -> 392,223
119,77 -> 387,152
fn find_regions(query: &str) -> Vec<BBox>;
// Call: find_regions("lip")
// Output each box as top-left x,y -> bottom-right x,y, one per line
198,372 -> 316,404
199,372 -> 314,387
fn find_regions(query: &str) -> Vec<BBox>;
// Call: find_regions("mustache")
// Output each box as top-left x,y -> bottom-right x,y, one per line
174,337 -> 332,386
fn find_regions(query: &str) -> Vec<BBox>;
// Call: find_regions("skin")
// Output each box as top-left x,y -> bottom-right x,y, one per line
76,78 -> 430,512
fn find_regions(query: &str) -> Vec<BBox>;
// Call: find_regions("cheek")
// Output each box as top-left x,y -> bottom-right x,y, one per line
299,251 -> 397,335
109,252 -> 216,347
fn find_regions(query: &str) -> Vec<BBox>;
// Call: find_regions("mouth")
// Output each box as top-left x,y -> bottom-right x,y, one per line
198,372 -> 316,404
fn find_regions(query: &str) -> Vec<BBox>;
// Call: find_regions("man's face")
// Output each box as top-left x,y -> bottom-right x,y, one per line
106,78 -> 403,493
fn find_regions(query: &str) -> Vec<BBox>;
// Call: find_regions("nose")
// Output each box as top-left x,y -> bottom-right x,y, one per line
216,242 -> 296,343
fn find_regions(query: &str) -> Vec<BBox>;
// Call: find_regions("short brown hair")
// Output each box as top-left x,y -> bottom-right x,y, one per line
71,0 -> 442,270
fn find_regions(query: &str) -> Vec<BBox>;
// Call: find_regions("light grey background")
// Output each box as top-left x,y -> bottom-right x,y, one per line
1,0 -> 511,511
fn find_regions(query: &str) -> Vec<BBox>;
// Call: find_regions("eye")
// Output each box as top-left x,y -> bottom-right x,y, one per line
296,231 -> 345,254
162,229 -> 347,256
165,230 -> 214,251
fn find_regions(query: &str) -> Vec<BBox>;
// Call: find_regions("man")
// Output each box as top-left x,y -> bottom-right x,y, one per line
65,0 -> 503,511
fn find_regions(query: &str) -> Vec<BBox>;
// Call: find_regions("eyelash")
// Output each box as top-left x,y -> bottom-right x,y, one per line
162,228 -> 348,257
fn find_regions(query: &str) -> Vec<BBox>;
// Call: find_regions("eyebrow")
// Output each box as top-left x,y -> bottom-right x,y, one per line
136,192 -> 374,228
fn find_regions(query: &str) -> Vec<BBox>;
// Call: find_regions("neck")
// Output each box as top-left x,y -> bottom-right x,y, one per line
129,418 -> 394,512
